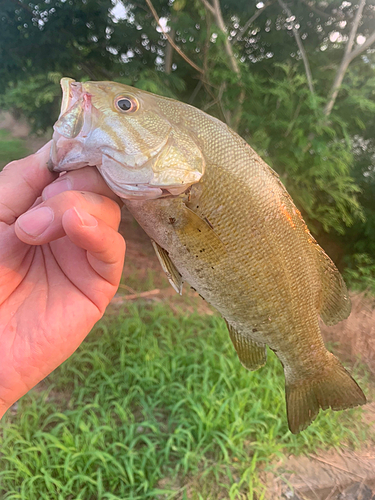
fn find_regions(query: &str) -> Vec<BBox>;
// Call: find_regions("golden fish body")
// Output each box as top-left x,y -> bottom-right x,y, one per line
50,78 -> 366,433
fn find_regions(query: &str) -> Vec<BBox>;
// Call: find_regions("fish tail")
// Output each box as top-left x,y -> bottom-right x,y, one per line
285,354 -> 366,434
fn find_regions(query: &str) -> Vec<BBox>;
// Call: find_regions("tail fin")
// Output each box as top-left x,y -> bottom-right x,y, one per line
286,354 -> 366,434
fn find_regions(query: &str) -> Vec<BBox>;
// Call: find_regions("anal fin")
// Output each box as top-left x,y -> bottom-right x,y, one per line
151,240 -> 183,295
226,321 -> 267,371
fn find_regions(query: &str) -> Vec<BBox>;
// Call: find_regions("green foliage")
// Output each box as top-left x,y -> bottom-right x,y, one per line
0,73 -> 62,132
239,64 -> 363,234
344,254 -> 375,296
0,129 -> 30,169
0,305 -> 371,499
116,69 -> 186,99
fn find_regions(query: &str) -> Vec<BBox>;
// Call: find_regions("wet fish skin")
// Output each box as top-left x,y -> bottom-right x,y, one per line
50,79 -> 366,433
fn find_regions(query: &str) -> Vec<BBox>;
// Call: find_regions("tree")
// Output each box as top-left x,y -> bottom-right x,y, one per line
1,0 -> 375,267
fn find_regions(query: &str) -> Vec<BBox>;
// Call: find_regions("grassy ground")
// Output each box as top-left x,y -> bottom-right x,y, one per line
0,304 -> 372,500
0,129 -> 30,169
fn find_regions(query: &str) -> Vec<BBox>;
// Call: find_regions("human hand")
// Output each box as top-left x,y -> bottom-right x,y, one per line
0,143 -> 125,418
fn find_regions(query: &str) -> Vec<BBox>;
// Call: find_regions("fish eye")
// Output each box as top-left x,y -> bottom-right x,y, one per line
115,96 -> 138,113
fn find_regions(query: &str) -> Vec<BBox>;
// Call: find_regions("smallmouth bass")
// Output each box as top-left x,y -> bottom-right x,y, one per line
49,78 -> 366,433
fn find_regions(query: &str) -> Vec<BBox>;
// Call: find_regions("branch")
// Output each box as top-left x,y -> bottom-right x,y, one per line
144,0 -> 204,74
348,30 -> 375,62
234,1 -> 272,42
299,0 -> 331,20
343,0 -> 366,57
210,0 -> 241,75
206,0 -> 245,129
324,0 -> 367,116
200,0 -> 215,15
278,0 -> 315,94
111,289 -> 161,303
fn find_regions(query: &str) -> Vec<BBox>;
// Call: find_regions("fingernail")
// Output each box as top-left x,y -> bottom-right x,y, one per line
17,207 -> 54,237
73,207 -> 98,227
42,177 -> 72,200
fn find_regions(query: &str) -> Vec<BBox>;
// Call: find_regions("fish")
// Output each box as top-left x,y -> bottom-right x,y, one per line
48,77 -> 366,434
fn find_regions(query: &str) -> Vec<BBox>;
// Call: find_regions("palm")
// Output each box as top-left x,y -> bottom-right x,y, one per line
0,147 -> 125,417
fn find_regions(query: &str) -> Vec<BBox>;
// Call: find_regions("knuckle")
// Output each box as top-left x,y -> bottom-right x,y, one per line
111,201 -> 122,226
63,190 -> 84,205
2,160 -> 17,172
0,201 -> 18,225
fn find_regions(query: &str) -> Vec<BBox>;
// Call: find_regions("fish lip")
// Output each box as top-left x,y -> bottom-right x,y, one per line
48,132 -> 92,172
59,78 -> 85,116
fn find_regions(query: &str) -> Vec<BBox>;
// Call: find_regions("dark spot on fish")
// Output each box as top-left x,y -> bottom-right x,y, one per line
196,205 -> 199,209
196,268 -> 202,273
169,217 -> 176,224
197,228 -> 202,233
204,217 -> 214,229
252,328 -> 258,333
195,255 -> 198,258
211,266 -> 214,270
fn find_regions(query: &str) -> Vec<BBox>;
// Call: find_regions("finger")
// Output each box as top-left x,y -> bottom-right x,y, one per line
0,142 -> 57,224
0,400 -> 8,420
15,190 -> 121,244
62,207 -> 126,286
42,166 -> 122,205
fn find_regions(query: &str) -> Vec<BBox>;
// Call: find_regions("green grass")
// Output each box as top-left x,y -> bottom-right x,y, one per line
0,304 -> 372,499
0,129 -> 30,169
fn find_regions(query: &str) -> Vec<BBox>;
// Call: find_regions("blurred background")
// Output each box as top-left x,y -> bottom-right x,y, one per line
0,1 -> 375,499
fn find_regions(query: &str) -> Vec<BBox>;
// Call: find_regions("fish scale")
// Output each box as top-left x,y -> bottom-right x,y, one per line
50,78 -> 366,433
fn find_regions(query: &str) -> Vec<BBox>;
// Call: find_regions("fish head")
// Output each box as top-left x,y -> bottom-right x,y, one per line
49,78 -> 205,200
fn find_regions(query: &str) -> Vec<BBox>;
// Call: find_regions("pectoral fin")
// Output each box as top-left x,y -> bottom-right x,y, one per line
151,240 -> 183,294
226,321 -> 267,371
172,204 -> 227,267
